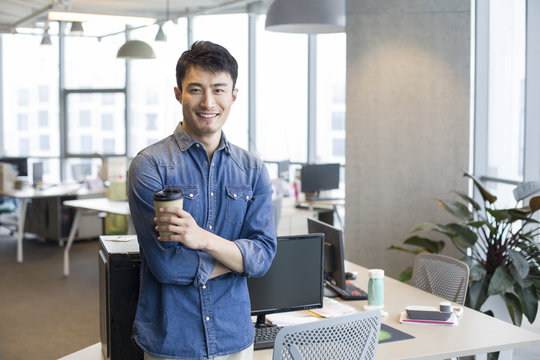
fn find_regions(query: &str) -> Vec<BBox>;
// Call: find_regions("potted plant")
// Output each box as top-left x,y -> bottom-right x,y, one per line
390,172 -> 540,328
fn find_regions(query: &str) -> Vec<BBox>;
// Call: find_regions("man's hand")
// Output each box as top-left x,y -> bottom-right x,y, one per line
154,206 -> 245,276
155,206 -> 207,250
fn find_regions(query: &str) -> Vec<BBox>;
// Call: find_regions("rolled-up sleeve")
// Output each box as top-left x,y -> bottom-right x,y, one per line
128,153 -> 215,286
234,163 -> 277,277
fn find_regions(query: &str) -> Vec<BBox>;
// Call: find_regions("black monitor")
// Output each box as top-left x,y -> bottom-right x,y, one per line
307,218 -> 347,291
0,157 -> 28,177
277,160 -> 290,180
247,234 -> 324,328
300,163 -> 340,196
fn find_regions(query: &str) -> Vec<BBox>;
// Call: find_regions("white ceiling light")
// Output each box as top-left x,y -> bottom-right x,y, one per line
155,0 -> 170,42
265,0 -> 345,34
40,26 -> 52,46
48,11 -> 155,26
155,24 -> 167,42
70,21 -> 84,35
117,40 -> 156,60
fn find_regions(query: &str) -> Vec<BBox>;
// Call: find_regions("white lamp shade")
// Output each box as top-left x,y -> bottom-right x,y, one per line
41,29 -> 52,46
265,0 -> 345,34
155,24 -> 167,42
117,40 -> 156,59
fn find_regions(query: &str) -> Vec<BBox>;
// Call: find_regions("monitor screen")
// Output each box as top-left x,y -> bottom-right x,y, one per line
307,218 -> 346,291
0,157 -> 28,177
277,160 -> 290,180
300,163 -> 340,194
247,234 -> 324,326
32,162 -> 43,186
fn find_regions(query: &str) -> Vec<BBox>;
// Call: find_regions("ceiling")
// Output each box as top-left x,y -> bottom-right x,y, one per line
0,0 -> 271,33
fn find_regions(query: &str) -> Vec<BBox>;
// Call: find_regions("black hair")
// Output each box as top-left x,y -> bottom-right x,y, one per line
176,40 -> 238,91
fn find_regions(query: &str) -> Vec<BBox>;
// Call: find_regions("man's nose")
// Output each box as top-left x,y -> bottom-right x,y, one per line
201,93 -> 216,108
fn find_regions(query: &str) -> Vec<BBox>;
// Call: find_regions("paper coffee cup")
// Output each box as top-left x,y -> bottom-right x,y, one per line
153,189 -> 184,236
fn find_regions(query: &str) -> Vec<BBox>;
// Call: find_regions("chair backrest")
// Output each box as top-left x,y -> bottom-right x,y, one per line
273,196 -> 283,233
272,310 -> 381,360
411,253 -> 469,305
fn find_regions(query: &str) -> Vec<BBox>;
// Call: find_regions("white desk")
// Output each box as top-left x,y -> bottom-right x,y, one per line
0,184 -> 103,263
59,261 -> 540,359
63,197 -> 131,276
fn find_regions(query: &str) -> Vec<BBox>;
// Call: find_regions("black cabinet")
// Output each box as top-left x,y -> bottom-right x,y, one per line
99,237 -> 142,360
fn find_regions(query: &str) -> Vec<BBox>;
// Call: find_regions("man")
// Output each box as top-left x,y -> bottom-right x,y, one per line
128,41 -> 277,360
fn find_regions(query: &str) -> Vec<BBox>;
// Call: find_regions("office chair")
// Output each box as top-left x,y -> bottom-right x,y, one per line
0,196 -> 18,236
272,310 -> 381,360
411,253 -> 469,305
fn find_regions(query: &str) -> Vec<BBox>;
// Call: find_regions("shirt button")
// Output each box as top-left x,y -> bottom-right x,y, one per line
203,161 -> 207,166
233,194 -> 237,198
210,192 -> 214,196
206,317 -> 210,321
246,196 -> 249,200
202,285 -> 206,289
212,162 -> 215,166
196,144 -> 200,147
208,225 -> 213,230
189,193 -> 194,198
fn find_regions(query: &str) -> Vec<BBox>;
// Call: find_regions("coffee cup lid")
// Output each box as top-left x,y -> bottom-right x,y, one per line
153,188 -> 183,201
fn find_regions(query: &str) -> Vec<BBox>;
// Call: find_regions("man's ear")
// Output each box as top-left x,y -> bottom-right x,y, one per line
232,88 -> 238,103
174,86 -> 182,104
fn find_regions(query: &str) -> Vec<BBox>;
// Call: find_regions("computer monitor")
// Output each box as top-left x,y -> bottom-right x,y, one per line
247,233 -> 324,328
32,162 -> 43,186
307,218 -> 347,291
0,157 -> 28,177
277,160 -> 290,180
300,163 -> 340,196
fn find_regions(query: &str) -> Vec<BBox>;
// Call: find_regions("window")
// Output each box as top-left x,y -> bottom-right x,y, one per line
126,20 -> 188,157
2,26 -> 59,159
193,14 -> 249,150
67,92 -> 125,155
39,135 -> 50,151
101,114 -> 114,131
38,111 -> 48,127
79,110 -> 91,127
316,33 -> 346,164
256,16 -> 308,162
103,139 -> 116,154
146,113 -> 157,130
18,114 -> 28,131
38,86 -> 49,102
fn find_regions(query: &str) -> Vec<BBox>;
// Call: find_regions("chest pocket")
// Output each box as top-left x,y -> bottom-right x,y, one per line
176,185 -> 200,220
225,185 -> 253,225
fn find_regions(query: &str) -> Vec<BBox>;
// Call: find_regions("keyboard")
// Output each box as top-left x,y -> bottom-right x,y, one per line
325,280 -> 368,301
254,325 -> 283,350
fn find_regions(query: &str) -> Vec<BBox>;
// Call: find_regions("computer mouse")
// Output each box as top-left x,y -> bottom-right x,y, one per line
345,271 -> 357,280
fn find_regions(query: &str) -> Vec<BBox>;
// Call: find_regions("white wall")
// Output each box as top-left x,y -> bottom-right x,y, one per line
345,0 -> 471,277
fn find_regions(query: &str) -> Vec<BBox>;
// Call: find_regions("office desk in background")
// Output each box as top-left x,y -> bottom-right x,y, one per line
63,198 -> 131,276
0,184 -> 104,263
59,256 -> 540,360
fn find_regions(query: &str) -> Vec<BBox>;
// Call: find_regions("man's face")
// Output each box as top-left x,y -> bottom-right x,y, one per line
175,65 -> 237,142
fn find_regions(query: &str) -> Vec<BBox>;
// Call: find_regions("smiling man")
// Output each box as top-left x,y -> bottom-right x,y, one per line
128,41 -> 277,360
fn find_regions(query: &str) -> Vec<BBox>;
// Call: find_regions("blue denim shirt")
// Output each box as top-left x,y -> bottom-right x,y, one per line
128,124 -> 276,359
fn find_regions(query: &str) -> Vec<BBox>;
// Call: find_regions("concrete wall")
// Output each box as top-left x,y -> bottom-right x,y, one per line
345,0 -> 471,278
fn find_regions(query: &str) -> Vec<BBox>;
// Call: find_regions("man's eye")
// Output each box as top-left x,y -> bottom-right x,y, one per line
215,89 -> 225,93
190,89 -> 201,93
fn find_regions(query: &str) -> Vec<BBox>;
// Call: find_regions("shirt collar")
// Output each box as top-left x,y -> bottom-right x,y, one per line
174,123 -> 231,155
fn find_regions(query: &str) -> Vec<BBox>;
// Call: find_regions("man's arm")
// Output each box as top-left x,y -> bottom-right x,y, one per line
155,208 -> 244,277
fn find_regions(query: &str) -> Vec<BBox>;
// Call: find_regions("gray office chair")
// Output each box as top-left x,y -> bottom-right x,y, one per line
272,310 -> 381,360
412,253 -> 469,305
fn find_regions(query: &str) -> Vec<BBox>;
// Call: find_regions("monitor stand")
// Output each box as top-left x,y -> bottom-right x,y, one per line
323,284 -> 339,298
254,314 -> 271,328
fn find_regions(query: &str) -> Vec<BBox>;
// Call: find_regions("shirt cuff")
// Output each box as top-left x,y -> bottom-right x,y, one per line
194,251 -> 216,287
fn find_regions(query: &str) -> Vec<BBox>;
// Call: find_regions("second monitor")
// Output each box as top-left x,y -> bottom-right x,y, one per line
300,163 -> 340,200
307,218 -> 367,301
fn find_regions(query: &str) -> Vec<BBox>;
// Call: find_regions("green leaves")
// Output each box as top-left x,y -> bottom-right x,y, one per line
515,284 -> 538,324
508,249 -> 529,279
446,223 -> 478,248
504,292 -> 523,327
463,172 -> 497,204
435,199 -> 472,221
403,236 -> 445,253
488,267 -> 515,296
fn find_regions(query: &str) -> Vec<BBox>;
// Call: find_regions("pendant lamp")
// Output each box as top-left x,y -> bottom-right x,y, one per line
265,0 -> 345,34
70,21 -> 84,35
117,40 -> 156,59
41,26 -> 52,46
